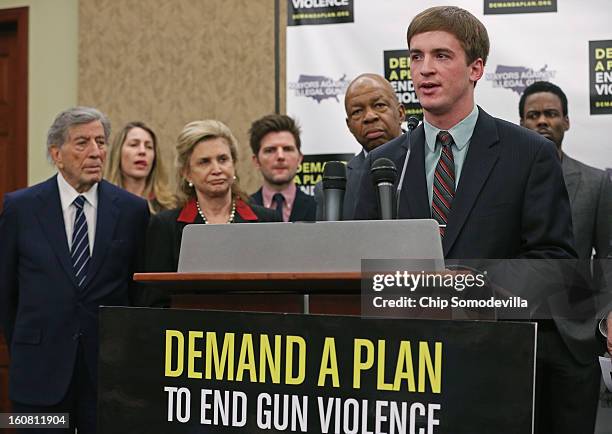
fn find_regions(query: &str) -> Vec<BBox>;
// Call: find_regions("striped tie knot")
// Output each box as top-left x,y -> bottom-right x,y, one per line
437,130 -> 453,147
74,195 -> 86,210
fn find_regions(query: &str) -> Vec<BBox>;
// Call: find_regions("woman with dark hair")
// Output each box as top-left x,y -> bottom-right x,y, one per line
145,119 -> 278,274
105,121 -> 176,213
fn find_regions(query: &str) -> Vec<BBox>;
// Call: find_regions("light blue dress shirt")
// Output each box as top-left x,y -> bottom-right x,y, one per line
423,105 -> 479,207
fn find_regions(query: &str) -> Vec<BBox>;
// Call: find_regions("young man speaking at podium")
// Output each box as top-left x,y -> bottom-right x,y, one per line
354,6 -> 592,434
355,5 -> 574,261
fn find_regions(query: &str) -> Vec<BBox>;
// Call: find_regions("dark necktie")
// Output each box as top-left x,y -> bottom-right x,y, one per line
273,193 -> 285,222
71,195 -> 90,287
431,131 -> 455,237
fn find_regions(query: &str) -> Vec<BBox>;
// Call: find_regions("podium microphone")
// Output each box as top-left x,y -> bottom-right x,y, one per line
322,161 -> 347,221
396,116 -> 420,217
371,157 -> 397,220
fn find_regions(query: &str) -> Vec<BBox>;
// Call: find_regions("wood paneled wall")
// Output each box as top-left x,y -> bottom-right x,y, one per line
79,0 -> 286,194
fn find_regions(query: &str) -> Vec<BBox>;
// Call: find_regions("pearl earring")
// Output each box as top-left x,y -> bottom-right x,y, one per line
188,181 -> 193,188
233,175 -> 237,180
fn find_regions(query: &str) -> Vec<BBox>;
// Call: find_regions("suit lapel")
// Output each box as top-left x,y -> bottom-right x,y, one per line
562,154 -> 580,204
35,176 -> 79,287
250,188 -> 264,206
400,127 -> 430,219
344,151 -> 365,216
83,181 -> 119,288
442,109 -> 501,256
347,151 -> 365,173
290,189 -> 307,221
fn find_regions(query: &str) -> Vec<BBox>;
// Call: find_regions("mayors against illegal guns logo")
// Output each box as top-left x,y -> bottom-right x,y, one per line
485,64 -> 557,94
288,74 -> 350,103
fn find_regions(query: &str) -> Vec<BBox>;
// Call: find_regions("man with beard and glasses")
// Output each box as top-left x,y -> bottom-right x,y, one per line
249,114 -> 316,222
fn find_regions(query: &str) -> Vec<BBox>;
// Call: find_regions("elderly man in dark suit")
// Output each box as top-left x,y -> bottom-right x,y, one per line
355,7 -> 583,434
249,114 -> 316,222
314,73 -> 405,220
520,81 -> 612,433
0,107 -> 149,433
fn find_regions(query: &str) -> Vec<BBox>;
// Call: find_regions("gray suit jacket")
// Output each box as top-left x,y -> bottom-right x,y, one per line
315,150 -> 366,221
562,153 -> 611,260
555,153 -> 612,362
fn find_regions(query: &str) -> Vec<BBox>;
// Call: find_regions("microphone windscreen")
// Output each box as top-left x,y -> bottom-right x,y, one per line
406,116 -> 420,130
322,161 -> 347,190
371,157 -> 397,185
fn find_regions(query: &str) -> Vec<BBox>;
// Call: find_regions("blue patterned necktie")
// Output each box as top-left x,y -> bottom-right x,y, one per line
431,131 -> 456,237
71,195 -> 90,287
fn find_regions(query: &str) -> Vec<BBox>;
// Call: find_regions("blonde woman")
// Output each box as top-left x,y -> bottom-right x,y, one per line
145,120 -> 279,273
105,121 -> 176,213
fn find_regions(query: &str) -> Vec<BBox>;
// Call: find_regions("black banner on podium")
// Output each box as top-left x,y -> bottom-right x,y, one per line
98,308 -> 535,433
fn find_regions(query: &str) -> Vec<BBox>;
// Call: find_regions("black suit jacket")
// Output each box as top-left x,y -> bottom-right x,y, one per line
145,198 -> 279,274
0,176 -> 149,405
250,186 -> 316,222
314,150 -> 366,221
354,109 -> 607,363
355,108 -> 576,260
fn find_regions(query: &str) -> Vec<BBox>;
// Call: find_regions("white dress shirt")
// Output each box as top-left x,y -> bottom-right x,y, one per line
56,173 -> 98,255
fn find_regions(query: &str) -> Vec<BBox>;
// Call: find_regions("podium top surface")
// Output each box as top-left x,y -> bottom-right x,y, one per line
177,219 -> 443,273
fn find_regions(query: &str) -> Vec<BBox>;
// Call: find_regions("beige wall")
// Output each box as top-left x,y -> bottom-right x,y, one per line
79,0 -> 285,195
0,0 -> 78,186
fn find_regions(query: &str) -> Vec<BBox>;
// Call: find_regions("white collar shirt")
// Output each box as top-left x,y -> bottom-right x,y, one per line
56,173 -> 98,255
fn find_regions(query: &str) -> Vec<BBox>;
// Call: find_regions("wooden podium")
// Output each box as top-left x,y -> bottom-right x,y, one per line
134,271 -> 363,315
102,223 -> 537,434
135,219 -> 444,316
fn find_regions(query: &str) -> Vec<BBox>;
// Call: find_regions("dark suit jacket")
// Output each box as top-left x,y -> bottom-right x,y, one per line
354,108 -> 603,361
560,154 -> 612,358
314,150 -> 366,221
355,108 -> 576,260
145,198 -> 279,274
250,186 -> 316,222
562,153 -> 611,260
0,176 -> 149,405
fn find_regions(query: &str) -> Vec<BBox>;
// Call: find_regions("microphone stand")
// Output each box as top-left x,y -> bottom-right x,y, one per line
396,117 -> 420,218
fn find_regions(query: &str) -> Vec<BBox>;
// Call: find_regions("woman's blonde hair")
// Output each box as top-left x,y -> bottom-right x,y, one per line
104,121 -> 176,213
175,120 -> 247,207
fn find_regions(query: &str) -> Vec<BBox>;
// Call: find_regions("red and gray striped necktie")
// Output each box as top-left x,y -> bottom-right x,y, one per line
431,131 -> 455,237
